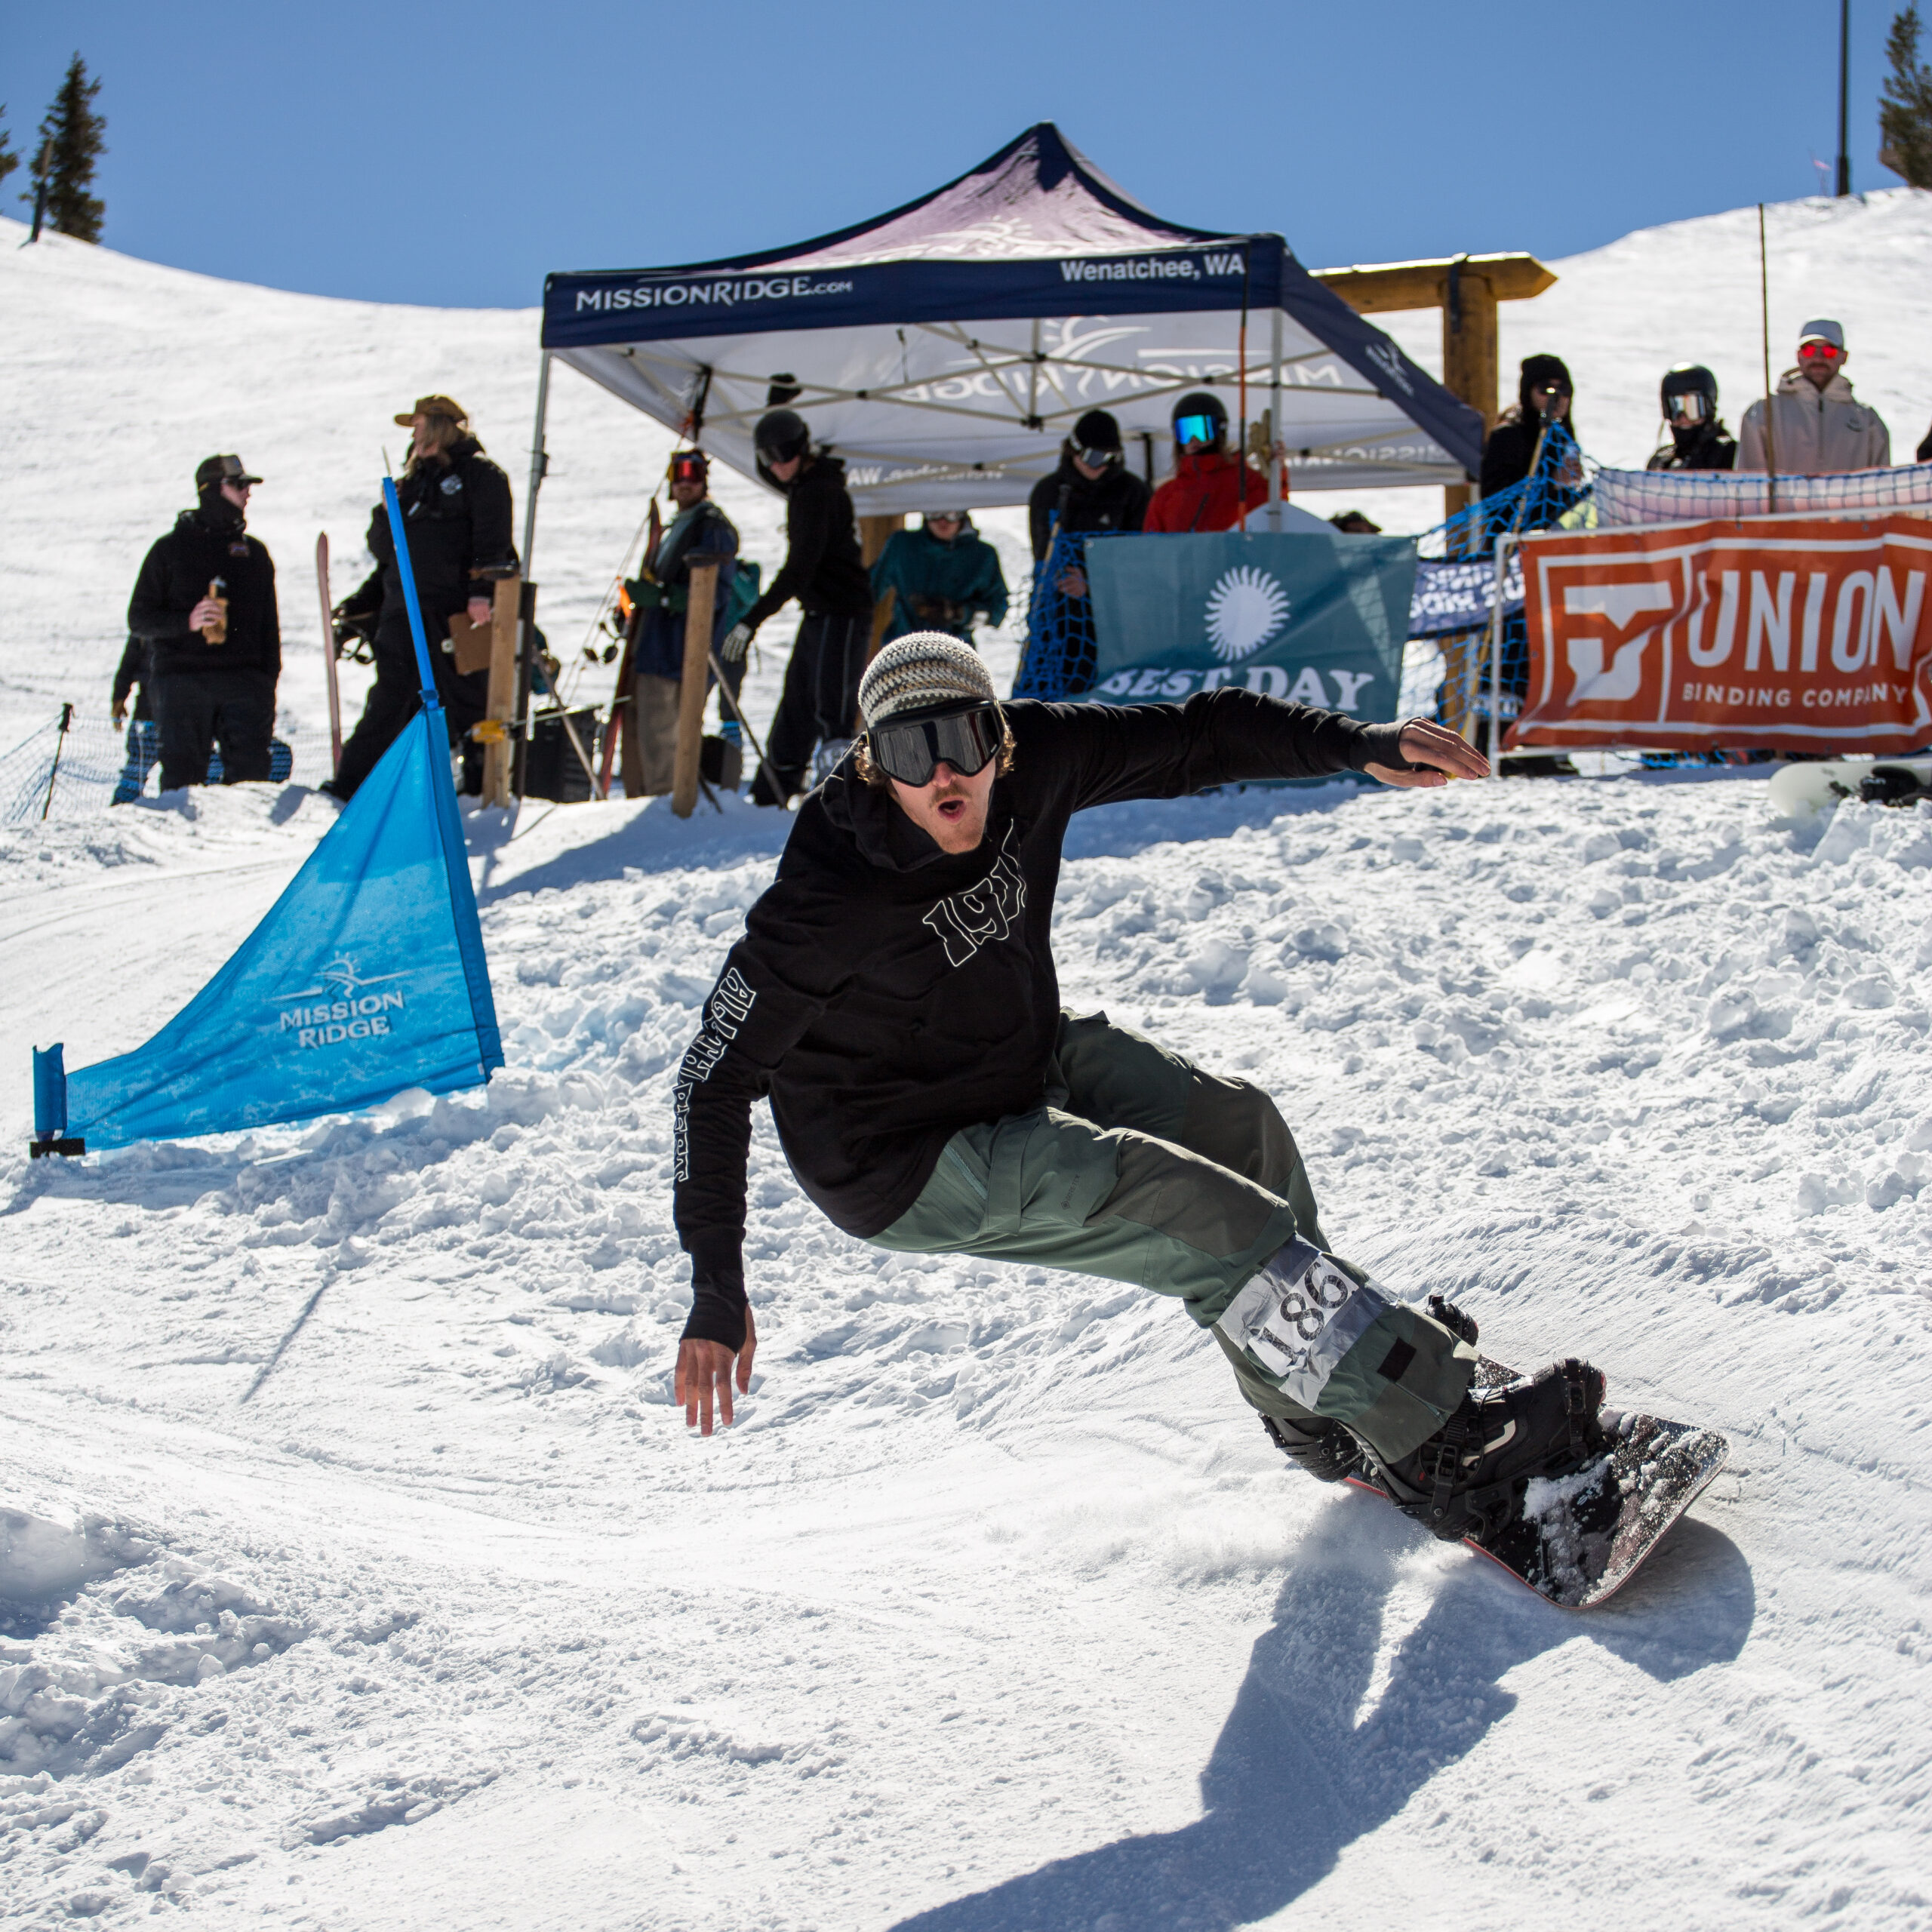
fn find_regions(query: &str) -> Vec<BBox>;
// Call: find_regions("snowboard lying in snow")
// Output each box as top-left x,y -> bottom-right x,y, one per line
1352,1357 -> 1730,1611
1767,755 -> 1932,816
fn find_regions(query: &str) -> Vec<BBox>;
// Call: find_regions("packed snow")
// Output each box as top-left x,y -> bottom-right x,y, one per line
2,197 -> 1931,1930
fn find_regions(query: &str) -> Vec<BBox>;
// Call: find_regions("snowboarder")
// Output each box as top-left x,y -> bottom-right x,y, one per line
669,635 -> 1612,1555
718,409 -> 875,808
126,454 -> 280,794
620,448 -> 741,796
1142,393 -> 1276,534
1026,409 -> 1152,605
869,512 -> 1008,648
1646,365 -> 1737,472
1737,319 -> 1891,475
1478,355 -> 1586,508
326,396 -> 516,802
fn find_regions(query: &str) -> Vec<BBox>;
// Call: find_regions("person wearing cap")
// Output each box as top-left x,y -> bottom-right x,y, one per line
666,642 -> 1616,1551
328,396 -> 516,801
1478,355 -> 1583,504
126,455 -> 280,793
620,448 -> 741,795
1737,320 -> 1891,475
868,511 -> 1008,649
1143,392 -> 1278,534
1646,365 -> 1737,472
719,408 -> 875,807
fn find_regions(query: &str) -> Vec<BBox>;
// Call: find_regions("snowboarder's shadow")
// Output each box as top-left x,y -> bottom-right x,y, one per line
891,1487 -> 1752,1932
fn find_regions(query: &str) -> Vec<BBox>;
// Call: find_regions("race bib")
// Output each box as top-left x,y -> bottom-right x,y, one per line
1217,1239 -> 1391,1411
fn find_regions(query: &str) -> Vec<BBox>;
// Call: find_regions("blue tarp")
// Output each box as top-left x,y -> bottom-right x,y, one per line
540,125 -> 1483,512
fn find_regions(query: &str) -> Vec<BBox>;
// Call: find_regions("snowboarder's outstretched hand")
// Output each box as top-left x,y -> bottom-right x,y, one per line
676,1303 -> 757,1436
1364,719 -> 1489,789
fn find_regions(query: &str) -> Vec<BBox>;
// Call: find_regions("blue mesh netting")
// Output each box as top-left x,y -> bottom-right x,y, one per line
1011,529 -> 1131,700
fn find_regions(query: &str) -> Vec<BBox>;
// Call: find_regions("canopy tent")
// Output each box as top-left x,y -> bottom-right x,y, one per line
531,125 -> 1484,525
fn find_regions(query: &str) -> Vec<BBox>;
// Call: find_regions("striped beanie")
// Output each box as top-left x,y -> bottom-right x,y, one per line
857,632 -> 996,728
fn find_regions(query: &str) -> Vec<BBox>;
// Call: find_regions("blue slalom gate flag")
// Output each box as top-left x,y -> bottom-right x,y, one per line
31,477 -> 503,1154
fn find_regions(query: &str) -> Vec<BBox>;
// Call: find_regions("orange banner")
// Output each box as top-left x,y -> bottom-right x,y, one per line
1512,514 -> 1932,753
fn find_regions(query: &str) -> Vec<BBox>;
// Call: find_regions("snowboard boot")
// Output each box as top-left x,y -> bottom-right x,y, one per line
1262,1414 -> 1361,1484
1364,1358 -> 1607,1548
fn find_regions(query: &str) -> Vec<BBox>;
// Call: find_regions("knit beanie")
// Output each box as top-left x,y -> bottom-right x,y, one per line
857,633 -> 996,728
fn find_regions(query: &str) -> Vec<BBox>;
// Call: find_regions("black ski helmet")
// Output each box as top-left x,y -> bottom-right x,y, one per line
1660,363 -> 1718,422
754,408 -> 811,466
1171,391 -> 1229,448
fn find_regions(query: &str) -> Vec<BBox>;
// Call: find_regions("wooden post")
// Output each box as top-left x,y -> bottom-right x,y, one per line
1309,252 -> 1555,523
480,576 -> 521,807
671,559 -> 720,819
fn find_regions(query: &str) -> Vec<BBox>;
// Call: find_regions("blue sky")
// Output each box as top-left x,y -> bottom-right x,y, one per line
2,1 -> 1910,307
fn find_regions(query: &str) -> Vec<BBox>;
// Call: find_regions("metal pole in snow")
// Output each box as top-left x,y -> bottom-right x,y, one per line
40,703 -> 73,819
1487,541 -> 1510,779
1267,306 -> 1284,533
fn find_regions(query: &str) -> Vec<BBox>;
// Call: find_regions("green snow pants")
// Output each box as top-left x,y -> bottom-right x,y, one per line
868,1011 -> 1473,1463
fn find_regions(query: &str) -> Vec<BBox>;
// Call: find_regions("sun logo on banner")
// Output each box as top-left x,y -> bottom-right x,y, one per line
1205,566 -> 1290,663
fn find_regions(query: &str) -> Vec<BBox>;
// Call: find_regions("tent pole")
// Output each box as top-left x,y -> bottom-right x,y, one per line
513,353 -> 553,800
1268,308 -> 1284,533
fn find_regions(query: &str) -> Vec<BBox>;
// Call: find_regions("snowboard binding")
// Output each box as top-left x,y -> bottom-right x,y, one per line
1366,1357 -> 1608,1549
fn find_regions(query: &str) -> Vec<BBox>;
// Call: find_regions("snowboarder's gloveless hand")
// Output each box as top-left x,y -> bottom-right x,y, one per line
1363,720 -> 1489,788
676,1304 -> 757,1435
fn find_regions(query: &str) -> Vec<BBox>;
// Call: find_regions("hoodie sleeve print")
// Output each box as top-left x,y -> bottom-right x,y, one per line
671,896 -> 848,1350
1038,690 -> 1410,814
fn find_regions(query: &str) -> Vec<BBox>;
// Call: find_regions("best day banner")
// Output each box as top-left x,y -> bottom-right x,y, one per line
1513,514 -> 1932,753
1082,533 -> 1414,721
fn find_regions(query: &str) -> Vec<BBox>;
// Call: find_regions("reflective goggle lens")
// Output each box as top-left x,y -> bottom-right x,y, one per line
1666,392 -> 1709,422
1798,339 -> 1841,360
1074,445 -> 1121,467
1174,414 -> 1218,445
868,705 -> 1001,787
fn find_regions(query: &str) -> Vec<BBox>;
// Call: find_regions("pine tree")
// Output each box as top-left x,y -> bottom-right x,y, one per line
1880,4 -> 1932,187
31,54 -> 106,243
0,109 -> 19,194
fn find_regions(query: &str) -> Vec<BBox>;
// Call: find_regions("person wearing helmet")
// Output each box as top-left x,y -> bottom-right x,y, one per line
1143,392 -> 1276,534
868,512 -> 1009,648
126,454 -> 281,794
620,448 -> 741,796
1647,366 -> 1737,472
721,408 -> 875,807
1737,319 -> 1890,474
1478,355 -> 1582,503
1026,408 -> 1152,561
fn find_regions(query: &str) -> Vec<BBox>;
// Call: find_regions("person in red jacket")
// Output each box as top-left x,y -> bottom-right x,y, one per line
1144,392 -> 1273,533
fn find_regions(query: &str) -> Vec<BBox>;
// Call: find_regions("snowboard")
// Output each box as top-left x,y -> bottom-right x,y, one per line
1767,755 -> 1931,816
1350,1356 -> 1730,1611
315,532 -> 343,774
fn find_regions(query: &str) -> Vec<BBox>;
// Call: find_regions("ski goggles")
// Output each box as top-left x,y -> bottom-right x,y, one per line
866,702 -> 1003,788
1072,443 -> 1121,467
1174,414 -> 1220,446
1666,392 -> 1710,422
1798,338 -> 1843,361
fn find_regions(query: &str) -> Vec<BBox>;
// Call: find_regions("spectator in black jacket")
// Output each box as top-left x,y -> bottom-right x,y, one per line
126,455 -> 280,794
1026,409 -> 1152,562
720,409 -> 876,807
1479,355 -> 1581,502
328,395 -> 516,801
109,635 -> 156,805
1646,365 -> 1737,472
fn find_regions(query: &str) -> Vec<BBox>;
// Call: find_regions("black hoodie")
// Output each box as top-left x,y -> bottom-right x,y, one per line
741,454 -> 873,630
128,499 -> 281,679
1027,449 -> 1152,560
671,691 -> 1410,1347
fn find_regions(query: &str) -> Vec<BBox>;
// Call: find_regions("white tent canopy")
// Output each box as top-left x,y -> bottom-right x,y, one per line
531,126 -> 1484,525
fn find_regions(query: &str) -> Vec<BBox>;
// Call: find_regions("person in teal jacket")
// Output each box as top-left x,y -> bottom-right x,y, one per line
869,512 -> 1008,648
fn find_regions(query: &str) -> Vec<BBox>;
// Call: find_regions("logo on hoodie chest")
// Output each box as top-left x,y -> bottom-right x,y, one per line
921,827 -> 1027,968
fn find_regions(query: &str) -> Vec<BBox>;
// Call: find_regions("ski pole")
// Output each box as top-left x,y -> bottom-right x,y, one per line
315,531 -> 343,773
709,648 -> 770,771
40,703 -> 73,820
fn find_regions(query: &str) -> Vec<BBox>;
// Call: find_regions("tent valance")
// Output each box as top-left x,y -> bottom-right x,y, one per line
536,126 -> 1484,514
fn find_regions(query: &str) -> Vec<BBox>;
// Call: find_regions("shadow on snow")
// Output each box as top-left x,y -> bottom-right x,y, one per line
893,1486 -> 1753,1932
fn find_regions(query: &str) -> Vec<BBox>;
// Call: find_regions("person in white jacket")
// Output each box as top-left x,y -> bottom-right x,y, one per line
1737,318 -> 1890,474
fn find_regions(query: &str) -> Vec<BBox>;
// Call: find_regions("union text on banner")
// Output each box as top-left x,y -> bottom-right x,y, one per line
1512,515 -> 1932,753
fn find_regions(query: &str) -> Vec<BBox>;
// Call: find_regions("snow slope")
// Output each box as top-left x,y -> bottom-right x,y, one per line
2,201 -> 1931,1930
